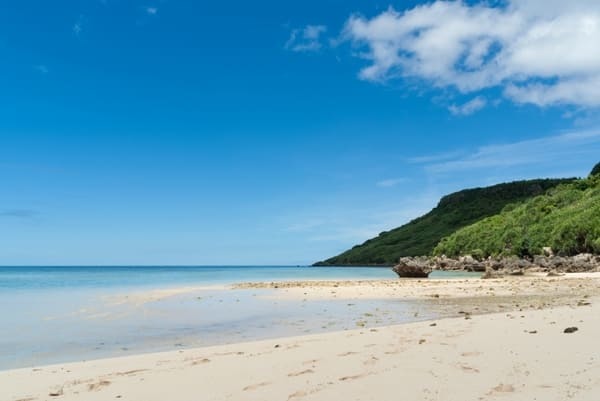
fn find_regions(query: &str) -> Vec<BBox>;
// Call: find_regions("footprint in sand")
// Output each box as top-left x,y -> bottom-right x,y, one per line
288,390 -> 307,400
461,351 -> 482,357
212,351 -> 245,357
491,383 -> 515,393
114,369 -> 148,376
288,369 -> 314,377
48,387 -> 64,397
458,364 -> 480,373
88,380 -> 111,392
243,382 -> 271,391
337,351 -> 358,357
363,356 -> 379,366
339,373 -> 368,381
191,358 -> 211,366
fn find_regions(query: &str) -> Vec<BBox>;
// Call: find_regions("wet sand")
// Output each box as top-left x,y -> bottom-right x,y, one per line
3,273 -> 600,401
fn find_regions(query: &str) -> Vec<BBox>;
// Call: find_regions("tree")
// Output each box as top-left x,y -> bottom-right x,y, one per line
591,162 -> 600,177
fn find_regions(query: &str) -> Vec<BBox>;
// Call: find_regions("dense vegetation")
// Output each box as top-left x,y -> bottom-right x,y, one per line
434,175 -> 600,258
314,178 -> 573,266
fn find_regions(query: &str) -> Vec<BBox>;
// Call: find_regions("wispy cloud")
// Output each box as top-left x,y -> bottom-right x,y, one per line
286,191 -> 439,245
424,130 -> 600,174
342,1 -> 600,109
308,200 -> 438,243
73,15 -> 85,37
34,65 -> 49,74
448,96 -> 487,116
376,178 -> 407,188
285,219 -> 326,232
285,25 -> 328,52
0,209 -> 38,219
407,150 -> 466,164
308,225 -> 383,243
146,7 -> 158,15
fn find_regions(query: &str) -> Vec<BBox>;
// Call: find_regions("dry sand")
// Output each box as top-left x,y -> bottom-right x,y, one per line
3,274 -> 600,401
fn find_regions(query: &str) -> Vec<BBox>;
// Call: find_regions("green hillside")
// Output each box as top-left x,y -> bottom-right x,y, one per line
314,178 -> 573,266
434,172 -> 600,258
592,162 -> 600,177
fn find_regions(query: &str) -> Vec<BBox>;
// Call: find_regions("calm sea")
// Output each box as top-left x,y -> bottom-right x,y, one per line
0,265 -> 397,290
0,266 -> 477,370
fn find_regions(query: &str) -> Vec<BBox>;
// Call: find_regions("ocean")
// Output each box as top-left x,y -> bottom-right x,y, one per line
0,266 -> 478,370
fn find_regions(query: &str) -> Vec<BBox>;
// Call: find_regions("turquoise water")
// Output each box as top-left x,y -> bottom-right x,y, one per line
0,266 -> 477,370
0,265 -> 397,290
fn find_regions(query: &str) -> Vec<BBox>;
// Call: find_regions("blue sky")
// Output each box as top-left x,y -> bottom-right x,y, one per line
2,0 -> 600,265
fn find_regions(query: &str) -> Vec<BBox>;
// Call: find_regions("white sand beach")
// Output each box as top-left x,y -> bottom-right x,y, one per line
3,274 -> 600,401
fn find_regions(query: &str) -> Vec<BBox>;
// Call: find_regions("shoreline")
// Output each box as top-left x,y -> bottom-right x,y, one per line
231,272 -> 600,300
3,273 -> 600,400
3,300 -> 599,400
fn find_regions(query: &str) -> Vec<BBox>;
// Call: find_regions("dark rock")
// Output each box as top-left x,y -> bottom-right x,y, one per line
393,253 -> 599,277
464,262 -> 486,272
563,327 -> 579,334
565,253 -> 596,272
533,255 -> 551,268
509,270 -> 525,276
482,268 -> 503,279
392,257 -> 432,278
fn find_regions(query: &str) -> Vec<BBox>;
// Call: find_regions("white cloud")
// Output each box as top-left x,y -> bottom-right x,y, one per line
376,178 -> 406,187
425,130 -> 600,173
448,96 -> 487,116
285,25 -> 328,52
146,7 -> 158,15
342,1 -> 600,108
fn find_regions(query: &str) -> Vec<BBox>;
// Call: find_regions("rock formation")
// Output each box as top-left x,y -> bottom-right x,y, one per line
392,253 -> 600,279
392,257 -> 433,278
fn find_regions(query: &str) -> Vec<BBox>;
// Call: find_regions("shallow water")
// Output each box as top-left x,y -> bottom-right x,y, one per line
0,266 -> 478,370
0,265 -> 398,290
